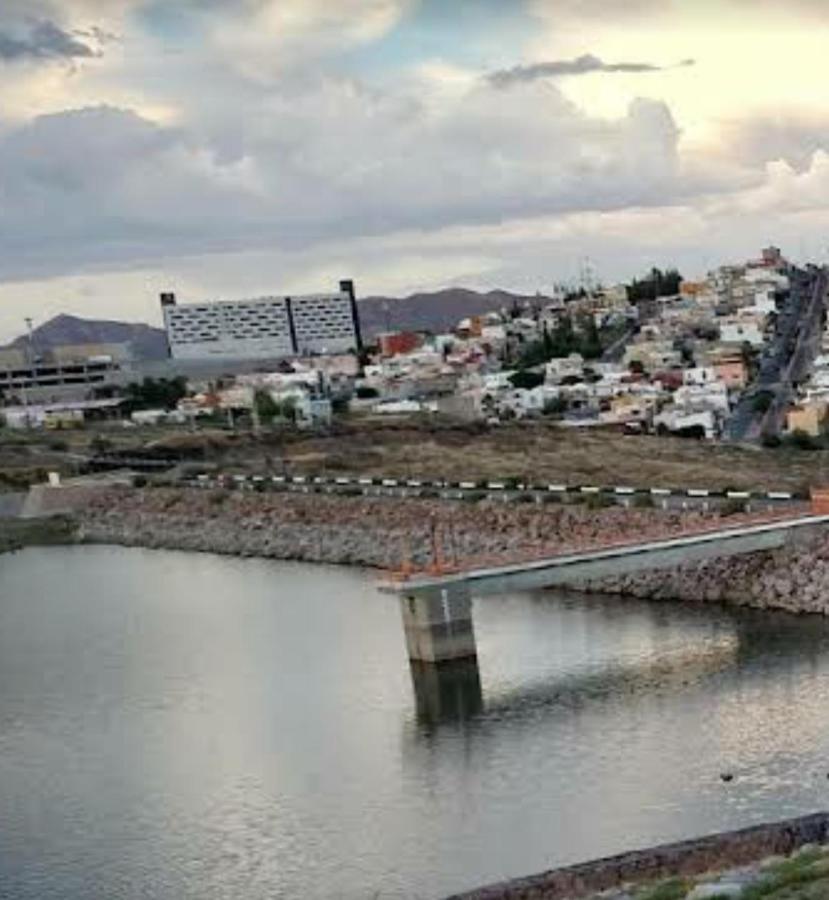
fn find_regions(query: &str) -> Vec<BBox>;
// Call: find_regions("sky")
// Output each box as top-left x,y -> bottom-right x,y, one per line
2,0 -> 829,340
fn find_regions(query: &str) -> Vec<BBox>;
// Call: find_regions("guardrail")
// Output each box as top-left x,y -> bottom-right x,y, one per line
179,471 -> 803,507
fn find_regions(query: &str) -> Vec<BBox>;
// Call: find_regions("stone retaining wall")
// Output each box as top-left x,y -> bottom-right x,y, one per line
39,485 -> 829,617
447,813 -> 829,899
72,486 -> 749,570
582,531 -> 829,615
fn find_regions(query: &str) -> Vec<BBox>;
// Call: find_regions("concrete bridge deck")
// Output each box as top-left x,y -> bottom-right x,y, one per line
385,512 -> 829,598
383,513 -> 829,665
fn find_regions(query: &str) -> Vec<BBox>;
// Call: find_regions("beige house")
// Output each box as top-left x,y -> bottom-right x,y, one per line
786,401 -> 828,437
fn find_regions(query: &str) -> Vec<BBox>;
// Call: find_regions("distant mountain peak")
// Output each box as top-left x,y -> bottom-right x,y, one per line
4,313 -> 169,361
2,286 -> 554,359
358,286 -> 554,337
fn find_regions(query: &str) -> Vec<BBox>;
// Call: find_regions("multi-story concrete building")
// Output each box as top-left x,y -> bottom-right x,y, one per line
160,280 -> 362,361
0,358 -> 130,405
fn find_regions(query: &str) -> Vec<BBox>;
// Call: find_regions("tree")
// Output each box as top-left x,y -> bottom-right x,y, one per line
124,377 -> 187,412
626,266 -> 682,302
509,370 -> 544,390
254,389 -> 279,423
752,391 -> 774,413
579,316 -> 602,360
543,397 -> 567,417
279,396 -> 297,423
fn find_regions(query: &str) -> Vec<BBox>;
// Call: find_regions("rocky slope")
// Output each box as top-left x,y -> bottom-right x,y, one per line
584,532 -> 829,615
75,487 -> 726,569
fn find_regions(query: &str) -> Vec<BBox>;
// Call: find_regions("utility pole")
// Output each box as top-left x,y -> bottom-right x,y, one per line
24,317 -> 36,363
22,317 -> 35,429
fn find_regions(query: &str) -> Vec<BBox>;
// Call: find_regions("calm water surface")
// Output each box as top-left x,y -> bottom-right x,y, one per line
3,546 -> 829,899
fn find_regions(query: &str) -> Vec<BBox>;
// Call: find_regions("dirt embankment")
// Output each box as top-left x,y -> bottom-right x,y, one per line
8,419 -> 829,493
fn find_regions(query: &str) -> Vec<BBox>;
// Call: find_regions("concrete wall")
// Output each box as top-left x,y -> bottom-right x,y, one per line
448,812 -> 829,900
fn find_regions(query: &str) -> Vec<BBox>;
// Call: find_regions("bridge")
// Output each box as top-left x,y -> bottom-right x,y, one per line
382,511 -> 829,666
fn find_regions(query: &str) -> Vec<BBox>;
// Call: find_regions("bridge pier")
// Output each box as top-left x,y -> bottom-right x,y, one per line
409,659 -> 483,724
399,581 -> 477,663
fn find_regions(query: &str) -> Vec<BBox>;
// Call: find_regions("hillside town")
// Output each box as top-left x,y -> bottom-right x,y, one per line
0,247 -> 826,452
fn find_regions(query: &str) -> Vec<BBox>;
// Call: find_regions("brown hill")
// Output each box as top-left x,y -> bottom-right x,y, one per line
358,287 -> 552,337
3,288 -> 553,359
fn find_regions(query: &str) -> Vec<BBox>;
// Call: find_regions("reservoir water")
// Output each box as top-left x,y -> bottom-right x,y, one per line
3,546 -> 829,899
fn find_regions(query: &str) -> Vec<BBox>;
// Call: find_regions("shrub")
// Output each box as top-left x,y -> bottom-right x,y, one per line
720,498 -> 747,517
761,432 -> 782,448
752,390 -> 774,413
790,429 -> 818,451
543,397 -> 568,417
508,370 -> 545,390
585,492 -> 613,510
90,435 -> 112,455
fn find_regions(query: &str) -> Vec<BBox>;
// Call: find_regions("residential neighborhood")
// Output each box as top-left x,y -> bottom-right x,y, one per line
0,247 -> 826,455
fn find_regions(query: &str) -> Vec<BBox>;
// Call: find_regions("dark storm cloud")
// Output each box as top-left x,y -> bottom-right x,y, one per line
0,18 -> 98,62
488,54 -> 694,88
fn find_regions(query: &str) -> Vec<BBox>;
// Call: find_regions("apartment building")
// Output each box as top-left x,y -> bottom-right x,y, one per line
161,280 -> 362,361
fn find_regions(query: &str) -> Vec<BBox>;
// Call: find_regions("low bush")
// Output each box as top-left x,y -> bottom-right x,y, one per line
720,497 -> 747,517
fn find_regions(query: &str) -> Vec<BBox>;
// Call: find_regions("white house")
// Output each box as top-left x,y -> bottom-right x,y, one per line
673,382 -> 731,414
719,318 -> 765,347
751,289 -> 777,315
295,395 -> 332,429
653,407 -> 718,438
545,354 -> 584,384
683,366 -> 718,386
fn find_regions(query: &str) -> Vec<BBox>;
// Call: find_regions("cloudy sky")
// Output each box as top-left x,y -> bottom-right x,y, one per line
2,0 -> 829,340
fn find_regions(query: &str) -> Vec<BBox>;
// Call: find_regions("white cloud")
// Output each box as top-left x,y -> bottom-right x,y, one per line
4,0 -> 829,335
0,74 -> 702,283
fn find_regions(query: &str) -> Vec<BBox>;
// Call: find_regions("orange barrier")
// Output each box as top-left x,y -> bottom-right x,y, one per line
811,488 -> 829,515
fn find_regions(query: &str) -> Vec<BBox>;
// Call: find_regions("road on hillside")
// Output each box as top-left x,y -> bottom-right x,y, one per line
724,268 -> 826,443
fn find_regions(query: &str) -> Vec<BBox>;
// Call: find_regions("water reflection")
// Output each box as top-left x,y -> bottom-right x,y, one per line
405,594 -> 829,737
6,547 -> 829,900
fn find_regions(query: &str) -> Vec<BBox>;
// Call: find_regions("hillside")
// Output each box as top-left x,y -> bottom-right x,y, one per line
358,287 -> 552,337
6,314 -> 169,361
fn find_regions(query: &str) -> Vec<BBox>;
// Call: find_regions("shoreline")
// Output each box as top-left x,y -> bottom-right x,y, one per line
74,486 -> 829,617
447,812 -> 829,899
11,484 -> 829,618
0,515 -> 79,556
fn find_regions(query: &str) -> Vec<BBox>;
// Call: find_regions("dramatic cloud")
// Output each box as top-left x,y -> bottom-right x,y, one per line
0,18 -> 98,62
488,54 -> 695,88
0,80 -> 702,283
3,0 -> 829,338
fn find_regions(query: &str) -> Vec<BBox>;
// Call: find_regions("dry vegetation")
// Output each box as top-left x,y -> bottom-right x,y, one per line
217,422 -> 829,494
4,419 -> 829,493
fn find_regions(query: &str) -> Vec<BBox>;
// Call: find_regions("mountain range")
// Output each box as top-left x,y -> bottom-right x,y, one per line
3,287 -> 556,360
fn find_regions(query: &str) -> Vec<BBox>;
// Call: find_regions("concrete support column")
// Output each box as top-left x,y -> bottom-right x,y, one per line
400,581 -> 477,663
409,659 -> 483,724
